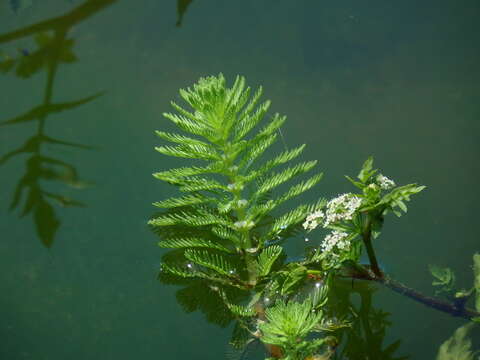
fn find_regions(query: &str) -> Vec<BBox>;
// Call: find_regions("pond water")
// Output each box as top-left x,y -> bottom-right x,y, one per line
0,1 -> 479,359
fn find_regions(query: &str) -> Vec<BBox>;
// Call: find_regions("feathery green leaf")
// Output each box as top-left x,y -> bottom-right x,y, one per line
153,194 -> 213,208
185,249 -> 237,276
257,245 -> 283,277
158,237 -> 233,253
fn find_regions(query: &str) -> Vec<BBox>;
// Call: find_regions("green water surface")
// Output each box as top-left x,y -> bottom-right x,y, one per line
1,1 -> 479,359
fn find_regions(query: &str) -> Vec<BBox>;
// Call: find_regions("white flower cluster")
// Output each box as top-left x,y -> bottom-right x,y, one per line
302,193 -> 362,231
321,231 -> 350,253
302,210 -> 324,231
302,193 -> 362,257
324,193 -> 362,227
376,174 -> 395,190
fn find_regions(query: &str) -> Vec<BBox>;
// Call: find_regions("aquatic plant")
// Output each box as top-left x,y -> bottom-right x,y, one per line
258,298 -> 338,360
436,323 -> 477,360
151,74 -> 480,359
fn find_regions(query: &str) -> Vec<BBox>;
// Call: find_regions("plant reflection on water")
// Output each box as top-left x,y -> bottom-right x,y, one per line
0,0 -> 115,247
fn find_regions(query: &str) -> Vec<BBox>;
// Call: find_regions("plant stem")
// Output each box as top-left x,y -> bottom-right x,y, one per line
362,214 -> 382,278
344,269 -> 480,321
381,275 -> 480,320
226,166 -> 256,285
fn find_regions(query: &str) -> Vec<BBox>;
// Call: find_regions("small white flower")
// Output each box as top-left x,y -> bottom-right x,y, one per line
321,231 -> 350,253
227,182 -> 243,191
234,220 -> 254,230
234,220 -> 247,228
324,194 -> 362,227
237,199 -> 248,207
302,210 -> 324,231
376,174 -> 395,190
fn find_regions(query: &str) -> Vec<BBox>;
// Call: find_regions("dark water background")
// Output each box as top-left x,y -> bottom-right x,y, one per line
0,1 -> 479,359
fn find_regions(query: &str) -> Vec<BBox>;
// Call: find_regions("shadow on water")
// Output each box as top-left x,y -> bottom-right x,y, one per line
0,0 -> 202,248
0,0 -> 117,247
328,279 -> 409,360
176,0 -> 194,27
7,0 -> 76,14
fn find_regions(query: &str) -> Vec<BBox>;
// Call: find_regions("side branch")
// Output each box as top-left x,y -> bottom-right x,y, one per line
347,269 -> 480,321
379,275 -> 479,320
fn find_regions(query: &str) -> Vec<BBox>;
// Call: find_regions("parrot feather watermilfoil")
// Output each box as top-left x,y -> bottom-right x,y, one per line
149,74 -> 325,338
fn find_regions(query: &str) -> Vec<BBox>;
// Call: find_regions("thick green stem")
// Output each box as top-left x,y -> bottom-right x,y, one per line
225,156 -> 256,285
362,214 -> 382,278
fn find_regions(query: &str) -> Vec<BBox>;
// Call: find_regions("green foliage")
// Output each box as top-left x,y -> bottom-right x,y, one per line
377,184 -> 426,217
150,75 -> 475,360
429,253 -> 480,310
429,264 -> 456,296
158,236 -> 233,253
357,156 -> 377,183
436,323 -> 477,360
151,74 -> 323,330
257,245 -> 283,277
175,281 -> 247,327
299,157 -> 426,272
278,264 -> 309,296
184,249 -> 237,277
258,298 -> 335,360
346,156 -> 425,218
267,199 -> 326,242
229,321 -> 253,349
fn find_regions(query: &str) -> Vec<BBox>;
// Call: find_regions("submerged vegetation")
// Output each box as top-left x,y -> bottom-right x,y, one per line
150,74 -> 479,359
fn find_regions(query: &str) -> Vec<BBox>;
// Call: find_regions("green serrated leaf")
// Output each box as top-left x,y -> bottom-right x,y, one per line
281,265 -> 307,295
253,161 -> 318,199
148,210 -> 227,227
436,323 -> 476,360
379,184 -> 426,215
246,144 -> 306,183
357,156 -> 376,183
257,245 -> 283,277
153,194 -> 212,208
345,175 -> 364,189
184,249 -> 236,276
158,237 -> 233,253
429,264 -> 455,294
